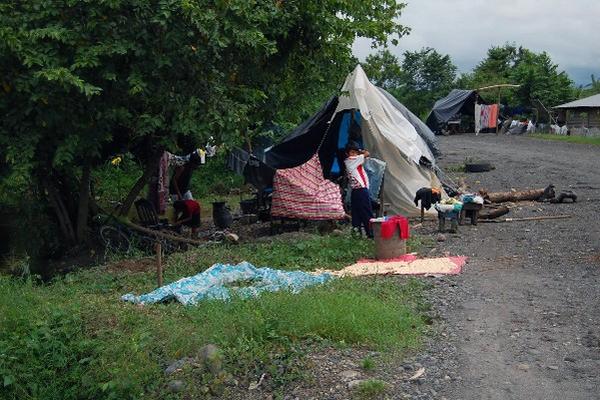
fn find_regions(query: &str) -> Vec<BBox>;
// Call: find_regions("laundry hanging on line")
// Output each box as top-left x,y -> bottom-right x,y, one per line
475,104 -> 499,133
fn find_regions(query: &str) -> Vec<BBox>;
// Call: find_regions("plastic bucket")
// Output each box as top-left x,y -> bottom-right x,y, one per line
371,221 -> 407,260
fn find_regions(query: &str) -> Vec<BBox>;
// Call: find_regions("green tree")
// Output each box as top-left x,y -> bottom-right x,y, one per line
465,44 -> 574,108
0,0 -> 409,259
362,49 -> 403,90
578,74 -> 600,98
397,47 -> 457,117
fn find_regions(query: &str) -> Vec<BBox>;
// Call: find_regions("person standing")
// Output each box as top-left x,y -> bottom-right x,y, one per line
169,150 -> 203,201
344,142 -> 373,238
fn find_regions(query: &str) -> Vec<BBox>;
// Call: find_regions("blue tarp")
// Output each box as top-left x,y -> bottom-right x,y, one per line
121,262 -> 333,305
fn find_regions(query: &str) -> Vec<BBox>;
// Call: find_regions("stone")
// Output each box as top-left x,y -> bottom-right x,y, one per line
198,344 -> 223,374
225,233 -> 239,243
164,357 -> 193,375
516,363 -> 530,372
564,356 -> 576,363
548,365 -> 559,370
437,234 -> 447,242
348,379 -> 364,389
332,229 -> 344,236
168,380 -> 185,393
340,370 -> 361,380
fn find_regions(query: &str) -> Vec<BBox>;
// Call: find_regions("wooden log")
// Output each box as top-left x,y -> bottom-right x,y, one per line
479,205 -> 510,220
481,185 -> 555,203
124,221 -> 206,246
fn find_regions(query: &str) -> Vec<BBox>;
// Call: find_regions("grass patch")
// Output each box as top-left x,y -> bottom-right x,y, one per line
360,356 -> 376,371
354,379 -> 388,399
444,163 -> 466,173
0,232 -> 429,400
530,133 -> 600,145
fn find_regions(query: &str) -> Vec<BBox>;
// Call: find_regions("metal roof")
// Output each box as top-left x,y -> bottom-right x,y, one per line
554,93 -> 600,109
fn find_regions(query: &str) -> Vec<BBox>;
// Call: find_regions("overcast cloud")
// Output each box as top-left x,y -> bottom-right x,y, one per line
353,0 -> 600,85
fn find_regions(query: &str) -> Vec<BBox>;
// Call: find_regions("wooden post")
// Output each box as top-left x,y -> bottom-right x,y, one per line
420,205 -> 425,224
156,241 -> 163,287
496,87 -> 501,135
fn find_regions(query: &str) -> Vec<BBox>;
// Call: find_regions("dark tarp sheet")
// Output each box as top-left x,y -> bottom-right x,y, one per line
377,87 -> 441,157
426,89 -> 483,133
265,96 -> 339,170
228,147 -> 275,190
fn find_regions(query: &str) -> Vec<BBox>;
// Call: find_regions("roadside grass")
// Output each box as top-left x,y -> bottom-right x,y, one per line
529,133 -> 600,146
0,232 -> 429,400
353,379 -> 388,399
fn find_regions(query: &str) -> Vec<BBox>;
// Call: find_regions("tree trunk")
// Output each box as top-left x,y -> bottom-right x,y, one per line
76,161 -> 91,243
119,155 -> 160,217
45,180 -> 77,245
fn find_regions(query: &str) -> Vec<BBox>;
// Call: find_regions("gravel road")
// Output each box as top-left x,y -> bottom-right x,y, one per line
418,134 -> 600,400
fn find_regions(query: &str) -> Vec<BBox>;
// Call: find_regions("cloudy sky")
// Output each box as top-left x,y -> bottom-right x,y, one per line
353,0 -> 600,85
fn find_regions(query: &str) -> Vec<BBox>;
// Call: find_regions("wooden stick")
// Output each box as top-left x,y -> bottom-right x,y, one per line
480,214 -> 571,223
504,215 -> 571,222
124,221 -> 206,245
156,241 -> 163,287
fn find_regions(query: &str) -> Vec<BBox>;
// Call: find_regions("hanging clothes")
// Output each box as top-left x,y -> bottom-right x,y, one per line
487,104 -> 499,129
150,151 -> 188,214
475,104 -> 500,133
474,103 -> 483,134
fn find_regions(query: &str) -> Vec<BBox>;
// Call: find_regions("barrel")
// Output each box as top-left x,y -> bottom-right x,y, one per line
371,220 -> 407,260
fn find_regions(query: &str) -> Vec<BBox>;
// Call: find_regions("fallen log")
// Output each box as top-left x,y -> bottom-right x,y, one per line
124,221 -> 207,246
480,185 -> 555,203
479,205 -> 510,220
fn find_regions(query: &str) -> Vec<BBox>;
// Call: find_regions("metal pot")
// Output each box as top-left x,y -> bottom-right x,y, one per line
212,201 -> 233,229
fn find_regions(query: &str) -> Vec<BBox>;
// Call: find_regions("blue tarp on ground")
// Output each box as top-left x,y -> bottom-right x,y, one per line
121,262 -> 333,305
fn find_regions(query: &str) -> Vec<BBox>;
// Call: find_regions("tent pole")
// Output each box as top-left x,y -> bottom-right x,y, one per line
496,87 -> 501,135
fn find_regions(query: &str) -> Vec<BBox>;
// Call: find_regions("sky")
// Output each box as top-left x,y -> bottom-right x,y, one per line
352,0 -> 600,86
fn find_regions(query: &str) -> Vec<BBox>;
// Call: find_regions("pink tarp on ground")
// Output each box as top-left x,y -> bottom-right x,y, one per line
271,155 -> 346,220
316,255 -> 467,277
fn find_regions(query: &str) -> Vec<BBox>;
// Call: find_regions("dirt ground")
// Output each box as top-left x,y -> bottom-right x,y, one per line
255,134 -> 600,400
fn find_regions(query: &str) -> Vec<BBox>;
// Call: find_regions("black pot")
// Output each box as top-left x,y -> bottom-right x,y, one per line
212,201 -> 233,229
239,198 -> 258,215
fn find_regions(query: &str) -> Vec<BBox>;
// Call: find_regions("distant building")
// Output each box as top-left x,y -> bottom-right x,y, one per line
554,94 -> 600,136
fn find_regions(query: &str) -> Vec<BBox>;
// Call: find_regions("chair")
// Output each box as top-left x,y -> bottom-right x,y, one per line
135,199 -> 169,229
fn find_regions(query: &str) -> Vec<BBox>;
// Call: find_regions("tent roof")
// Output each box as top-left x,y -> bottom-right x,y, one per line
425,89 -> 486,132
554,94 -> 600,109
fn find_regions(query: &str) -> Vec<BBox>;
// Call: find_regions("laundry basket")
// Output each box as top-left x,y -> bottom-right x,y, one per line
371,220 -> 407,260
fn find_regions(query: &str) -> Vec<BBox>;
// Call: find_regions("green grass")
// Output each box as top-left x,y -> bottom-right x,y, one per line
360,357 -> 376,371
354,379 -> 388,399
530,133 -> 600,145
0,232 -> 429,400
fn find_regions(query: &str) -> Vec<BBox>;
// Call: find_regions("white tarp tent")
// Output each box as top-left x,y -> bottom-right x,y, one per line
335,65 -> 445,216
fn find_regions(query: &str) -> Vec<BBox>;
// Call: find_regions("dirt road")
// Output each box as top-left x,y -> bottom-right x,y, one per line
423,134 -> 600,399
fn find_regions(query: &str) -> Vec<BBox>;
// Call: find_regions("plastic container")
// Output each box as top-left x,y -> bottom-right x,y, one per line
371,220 -> 407,260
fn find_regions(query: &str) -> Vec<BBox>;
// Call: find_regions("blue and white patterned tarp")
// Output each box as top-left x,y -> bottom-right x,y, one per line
121,262 -> 333,305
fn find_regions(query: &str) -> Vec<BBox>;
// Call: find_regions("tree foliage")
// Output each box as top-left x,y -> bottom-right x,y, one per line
362,47 -> 457,117
397,47 -> 457,117
362,50 -> 403,91
0,0 -> 409,258
459,44 -> 574,108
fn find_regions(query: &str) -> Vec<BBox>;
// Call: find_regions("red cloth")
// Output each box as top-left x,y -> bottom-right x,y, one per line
183,200 -> 200,216
378,215 -> 409,239
488,104 -> 499,129
271,155 -> 346,220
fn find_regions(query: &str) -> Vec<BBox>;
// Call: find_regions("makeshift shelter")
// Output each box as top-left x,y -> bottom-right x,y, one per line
554,93 -> 600,136
264,65 -> 444,217
426,89 -> 484,134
